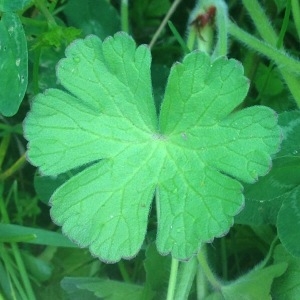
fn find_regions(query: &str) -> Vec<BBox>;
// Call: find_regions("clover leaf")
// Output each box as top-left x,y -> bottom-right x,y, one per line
24,32 -> 281,262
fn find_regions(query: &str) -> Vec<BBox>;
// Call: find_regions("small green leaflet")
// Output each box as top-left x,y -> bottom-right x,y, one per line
24,32 -> 281,263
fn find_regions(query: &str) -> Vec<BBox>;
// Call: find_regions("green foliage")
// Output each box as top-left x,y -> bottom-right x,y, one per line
32,26 -> 81,49
64,0 -> 120,39
144,243 -> 171,295
272,245 -> 300,298
1,0 -> 300,299
0,12 -> 28,116
0,0 -> 32,12
0,223 -> 76,247
221,261 -> 287,299
24,32 -> 281,263
236,111 -> 300,257
130,0 -> 170,30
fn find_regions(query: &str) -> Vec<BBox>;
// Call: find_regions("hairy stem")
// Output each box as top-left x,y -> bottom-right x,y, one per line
242,0 -> 277,45
197,246 -> 221,292
241,0 -> 300,107
121,0 -> 129,33
174,257 -> 197,300
166,258 -> 179,300
228,21 -> 300,75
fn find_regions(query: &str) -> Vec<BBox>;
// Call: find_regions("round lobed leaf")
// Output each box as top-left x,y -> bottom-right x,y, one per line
24,33 -> 281,262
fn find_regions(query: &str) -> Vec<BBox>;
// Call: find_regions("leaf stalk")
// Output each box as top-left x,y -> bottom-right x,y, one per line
121,0 -> 129,33
166,257 -> 179,300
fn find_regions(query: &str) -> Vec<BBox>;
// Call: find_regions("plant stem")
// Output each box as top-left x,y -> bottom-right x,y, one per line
196,259 -> 207,299
220,238 -> 228,280
241,0 -> 300,107
118,260 -> 131,283
20,16 -> 47,28
121,0 -> 129,33
259,236 -> 279,269
197,246 -> 221,291
0,134 -> 10,169
291,0 -> 300,40
0,123 -> 23,135
242,0 -> 277,45
166,257 -> 179,300
277,0 -> 291,48
276,1 -> 300,107
213,0 -> 228,58
0,154 -> 26,181
279,71 -> 300,107
174,257 -> 197,300
149,0 -> 182,49
48,0 -> 58,12
34,0 -> 57,28
228,21 -> 300,75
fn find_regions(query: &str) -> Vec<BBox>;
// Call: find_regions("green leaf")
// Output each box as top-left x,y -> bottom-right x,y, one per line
130,0 -> 170,27
276,111 -> 300,256
235,156 -> 300,226
221,262 -> 287,299
34,172 -> 70,204
0,262 -> 11,300
277,188 -> 300,257
278,110 -> 300,157
142,0 -> 170,17
144,243 -> 171,293
272,244 -> 300,299
34,165 -> 84,204
24,33 -> 281,263
61,277 -> 103,300
21,251 -> 53,282
254,63 -> 284,96
273,0 -> 287,13
0,0 -> 32,12
0,12 -> 28,116
0,223 -> 76,247
64,0 -> 120,39
61,277 -> 146,300
235,110 -> 300,226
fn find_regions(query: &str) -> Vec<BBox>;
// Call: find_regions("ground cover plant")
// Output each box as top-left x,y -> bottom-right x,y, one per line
1,0 -> 300,299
